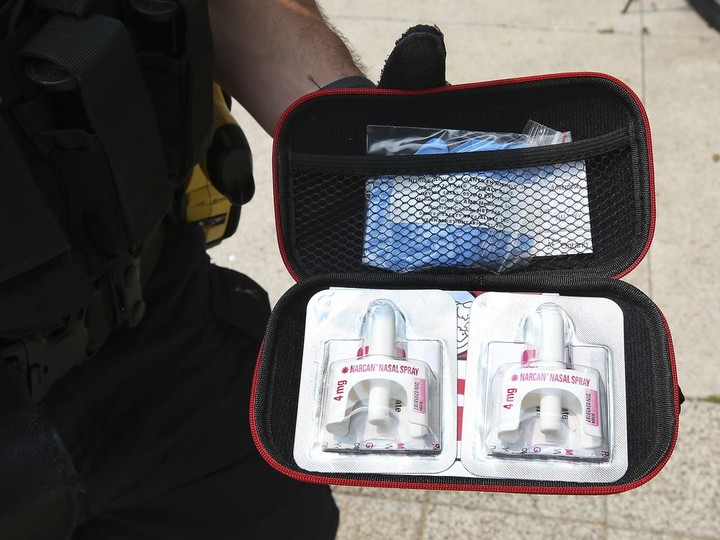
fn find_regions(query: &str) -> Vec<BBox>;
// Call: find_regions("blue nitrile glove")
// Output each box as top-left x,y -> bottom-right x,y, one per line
361,25 -> 534,272
452,136 -> 530,152
363,165 -> 535,273
415,136 -> 531,155
364,121 -> 535,273
414,138 -> 449,154
363,203 -> 531,272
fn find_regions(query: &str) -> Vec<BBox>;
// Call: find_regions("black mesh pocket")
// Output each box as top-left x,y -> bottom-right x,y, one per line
285,130 -> 642,276
363,161 -> 594,273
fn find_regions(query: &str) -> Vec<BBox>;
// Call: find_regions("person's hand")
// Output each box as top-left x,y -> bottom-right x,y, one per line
323,25 -> 447,91
378,25 -> 447,89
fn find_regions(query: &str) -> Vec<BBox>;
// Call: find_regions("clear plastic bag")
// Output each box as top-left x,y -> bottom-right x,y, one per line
363,122 -> 590,274
366,121 -> 570,155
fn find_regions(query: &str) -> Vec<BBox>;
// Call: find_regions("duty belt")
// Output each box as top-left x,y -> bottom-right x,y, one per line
0,221 -> 166,402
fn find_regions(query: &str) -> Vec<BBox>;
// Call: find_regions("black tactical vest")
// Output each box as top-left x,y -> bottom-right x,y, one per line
0,0 -> 218,400
0,1 -> 241,536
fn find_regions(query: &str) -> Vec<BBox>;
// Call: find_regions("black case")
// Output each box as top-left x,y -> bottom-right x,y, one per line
251,73 -> 680,494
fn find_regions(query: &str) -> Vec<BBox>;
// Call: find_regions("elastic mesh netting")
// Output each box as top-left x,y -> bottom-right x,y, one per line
289,144 -> 637,276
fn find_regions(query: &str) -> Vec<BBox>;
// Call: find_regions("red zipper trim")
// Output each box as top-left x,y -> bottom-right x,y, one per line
263,72 -> 674,493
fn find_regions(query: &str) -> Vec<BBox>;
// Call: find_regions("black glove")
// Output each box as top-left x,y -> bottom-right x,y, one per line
323,24 -> 447,91
378,24 -> 447,89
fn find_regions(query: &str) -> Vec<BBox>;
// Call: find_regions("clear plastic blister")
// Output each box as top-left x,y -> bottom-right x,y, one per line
462,293 -> 628,483
321,300 -> 442,453
294,289 -> 628,482
485,303 -> 610,459
293,289 -> 458,475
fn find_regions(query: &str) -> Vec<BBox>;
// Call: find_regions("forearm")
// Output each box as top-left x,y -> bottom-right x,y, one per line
208,0 -> 366,134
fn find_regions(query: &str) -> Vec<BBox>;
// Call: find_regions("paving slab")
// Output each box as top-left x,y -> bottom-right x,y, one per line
606,399 -> 720,538
332,485 -> 428,503
422,503 -> 606,539
427,490 -> 606,523
641,23 -> 720,398
333,492 -> 425,540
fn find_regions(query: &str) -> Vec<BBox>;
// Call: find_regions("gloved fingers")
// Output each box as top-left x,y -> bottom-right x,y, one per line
378,24 -> 447,90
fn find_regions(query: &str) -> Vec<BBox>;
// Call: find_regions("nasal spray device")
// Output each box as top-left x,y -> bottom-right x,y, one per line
321,300 -> 441,453
536,304 -> 568,435
487,303 -> 610,460
366,302 -> 397,427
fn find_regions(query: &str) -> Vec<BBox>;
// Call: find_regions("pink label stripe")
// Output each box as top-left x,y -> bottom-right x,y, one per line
457,406 -> 464,440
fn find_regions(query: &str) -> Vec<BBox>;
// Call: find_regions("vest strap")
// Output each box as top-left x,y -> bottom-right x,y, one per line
19,14 -> 172,248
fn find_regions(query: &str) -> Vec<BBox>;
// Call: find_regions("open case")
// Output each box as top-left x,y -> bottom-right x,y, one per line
250,73 -> 680,494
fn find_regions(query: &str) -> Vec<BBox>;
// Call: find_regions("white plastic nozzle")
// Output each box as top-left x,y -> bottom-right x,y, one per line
366,303 -> 397,357
536,304 -> 567,435
365,302 -> 397,426
537,304 -> 566,367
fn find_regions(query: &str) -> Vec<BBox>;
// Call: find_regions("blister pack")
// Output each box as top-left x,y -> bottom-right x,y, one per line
293,289 -> 457,474
462,293 -> 628,483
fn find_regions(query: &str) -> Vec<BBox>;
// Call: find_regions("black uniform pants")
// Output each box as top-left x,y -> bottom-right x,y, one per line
42,225 -> 338,539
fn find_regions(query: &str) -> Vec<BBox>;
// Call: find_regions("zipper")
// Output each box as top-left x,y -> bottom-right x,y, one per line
292,127 -> 629,174
260,73 -> 673,494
